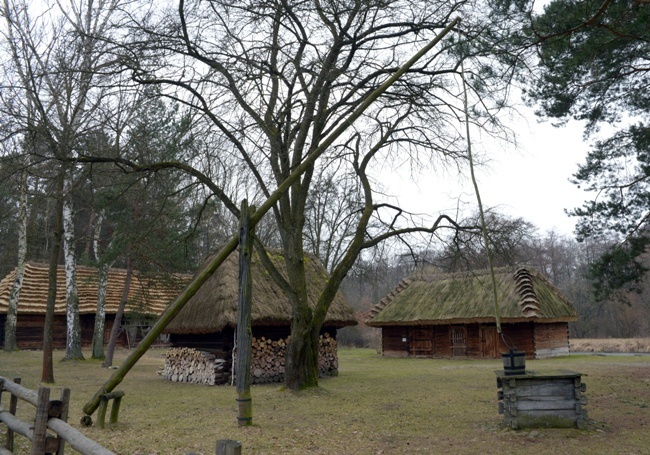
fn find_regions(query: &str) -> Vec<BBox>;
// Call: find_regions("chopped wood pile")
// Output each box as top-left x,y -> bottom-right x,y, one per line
163,347 -> 230,385
163,333 -> 339,386
243,333 -> 338,384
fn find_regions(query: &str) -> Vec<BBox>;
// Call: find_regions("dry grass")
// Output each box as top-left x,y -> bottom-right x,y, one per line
570,338 -> 650,353
1,347 -> 649,454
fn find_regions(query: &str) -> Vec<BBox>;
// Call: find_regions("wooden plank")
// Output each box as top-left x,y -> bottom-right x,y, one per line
516,382 -> 575,398
517,398 -> 578,411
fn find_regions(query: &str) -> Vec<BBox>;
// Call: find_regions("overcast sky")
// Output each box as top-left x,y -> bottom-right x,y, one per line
382,106 -> 590,239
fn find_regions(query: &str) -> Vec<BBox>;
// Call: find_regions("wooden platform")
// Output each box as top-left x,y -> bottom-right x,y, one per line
495,369 -> 588,429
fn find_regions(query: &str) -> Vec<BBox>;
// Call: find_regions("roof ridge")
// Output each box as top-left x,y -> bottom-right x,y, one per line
366,277 -> 412,322
513,268 -> 542,318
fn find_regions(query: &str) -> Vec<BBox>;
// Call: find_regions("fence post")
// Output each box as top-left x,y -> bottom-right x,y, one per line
216,439 -> 241,455
30,386 -> 50,455
2,377 -> 21,452
56,388 -> 71,455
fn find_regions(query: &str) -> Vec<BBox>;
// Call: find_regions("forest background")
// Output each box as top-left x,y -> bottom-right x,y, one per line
1,0 -> 649,371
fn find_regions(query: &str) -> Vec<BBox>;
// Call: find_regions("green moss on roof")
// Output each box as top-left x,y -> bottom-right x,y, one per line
367,268 -> 577,326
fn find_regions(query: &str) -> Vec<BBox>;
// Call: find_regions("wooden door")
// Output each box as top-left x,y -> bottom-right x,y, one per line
481,326 -> 498,358
409,326 -> 434,356
450,326 -> 467,357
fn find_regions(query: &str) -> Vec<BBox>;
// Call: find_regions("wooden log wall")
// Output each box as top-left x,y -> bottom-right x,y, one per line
533,322 -> 570,358
381,326 -> 408,357
0,314 -> 127,350
163,332 -> 339,385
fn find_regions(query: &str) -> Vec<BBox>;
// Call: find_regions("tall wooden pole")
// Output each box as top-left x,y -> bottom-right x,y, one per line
235,200 -> 254,426
81,17 -> 460,418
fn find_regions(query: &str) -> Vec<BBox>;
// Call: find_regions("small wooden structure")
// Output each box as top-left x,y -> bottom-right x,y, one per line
496,370 -> 588,429
163,249 -> 357,384
0,262 -> 189,350
0,376 -> 114,454
366,268 -> 578,359
96,390 -> 125,429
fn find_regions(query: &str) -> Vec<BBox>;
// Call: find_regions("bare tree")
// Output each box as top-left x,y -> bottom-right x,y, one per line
74,0 -> 521,390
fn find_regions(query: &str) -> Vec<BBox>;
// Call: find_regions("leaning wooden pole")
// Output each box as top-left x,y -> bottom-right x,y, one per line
81,16 -> 460,418
235,200 -> 254,426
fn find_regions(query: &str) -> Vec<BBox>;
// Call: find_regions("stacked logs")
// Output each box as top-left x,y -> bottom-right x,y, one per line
163,333 -> 339,386
249,336 -> 286,384
163,347 -> 230,385
244,333 -> 339,384
318,332 -> 339,378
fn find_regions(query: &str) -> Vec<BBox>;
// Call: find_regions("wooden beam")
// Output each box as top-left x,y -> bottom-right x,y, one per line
236,200 -> 254,426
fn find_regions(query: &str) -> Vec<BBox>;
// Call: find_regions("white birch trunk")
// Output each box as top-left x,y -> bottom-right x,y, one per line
4,171 -> 28,351
63,177 -> 84,360
91,209 -> 113,359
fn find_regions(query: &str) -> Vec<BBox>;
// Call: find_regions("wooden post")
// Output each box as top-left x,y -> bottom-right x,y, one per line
56,388 -> 70,455
216,440 -> 241,455
97,391 -> 125,429
236,200 -> 254,427
109,394 -> 123,425
31,387 -> 50,455
4,377 -> 21,451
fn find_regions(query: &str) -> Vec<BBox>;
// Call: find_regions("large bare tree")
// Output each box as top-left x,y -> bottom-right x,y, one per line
76,0 -> 520,390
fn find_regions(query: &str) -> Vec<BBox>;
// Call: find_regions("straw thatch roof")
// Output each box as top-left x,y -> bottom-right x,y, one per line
366,267 -> 578,326
164,249 -> 357,334
0,262 -> 190,316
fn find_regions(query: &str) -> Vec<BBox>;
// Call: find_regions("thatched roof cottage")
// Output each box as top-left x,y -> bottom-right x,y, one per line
0,262 -> 189,349
366,267 -> 578,359
163,249 -> 357,384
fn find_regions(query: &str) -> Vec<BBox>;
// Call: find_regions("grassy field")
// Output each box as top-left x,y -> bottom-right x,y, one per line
1,348 -> 649,454
570,338 -> 650,353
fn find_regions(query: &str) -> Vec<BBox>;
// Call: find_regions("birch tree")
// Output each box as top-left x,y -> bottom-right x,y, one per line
62,175 -> 83,359
1,0 -> 126,372
3,168 -> 28,351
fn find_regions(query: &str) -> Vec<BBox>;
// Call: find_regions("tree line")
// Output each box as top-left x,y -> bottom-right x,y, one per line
1,0 -> 648,391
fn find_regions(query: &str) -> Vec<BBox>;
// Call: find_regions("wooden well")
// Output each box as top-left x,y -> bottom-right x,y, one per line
495,369 -> 588,429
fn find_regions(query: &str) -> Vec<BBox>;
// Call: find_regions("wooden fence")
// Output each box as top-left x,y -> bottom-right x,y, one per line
0,376 -> 114,455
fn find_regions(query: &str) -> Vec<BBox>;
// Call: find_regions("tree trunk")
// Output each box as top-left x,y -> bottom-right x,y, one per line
91,260 -> 112,359
42,172 -> 65,383
63,178 -> 83,360
4,170 -> 28,352
102,262 -> 132,368
285,315 -> 319,390
91,210 -> 111,360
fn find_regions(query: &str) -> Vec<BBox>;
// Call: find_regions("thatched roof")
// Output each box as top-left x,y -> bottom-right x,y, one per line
366,267 -> 578,327
0,262 -> 189,316
164,249 -> 357,334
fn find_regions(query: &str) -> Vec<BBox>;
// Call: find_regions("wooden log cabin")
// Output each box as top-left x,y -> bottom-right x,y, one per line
366,268 -> 578,359
163,249 -> 357,384
0,262 -> 189,349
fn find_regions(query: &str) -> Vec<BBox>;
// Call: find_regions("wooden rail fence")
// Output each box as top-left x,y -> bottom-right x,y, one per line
0,377 -> 114,455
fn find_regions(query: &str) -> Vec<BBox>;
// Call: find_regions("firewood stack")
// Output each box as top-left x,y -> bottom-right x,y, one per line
318,332 -> 339,377
163,347 -> 230,385
242,332 -> 339,384
164,332 -> 339,386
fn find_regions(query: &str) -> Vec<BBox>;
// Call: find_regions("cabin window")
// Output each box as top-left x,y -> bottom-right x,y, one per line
451,326 -> 467,356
